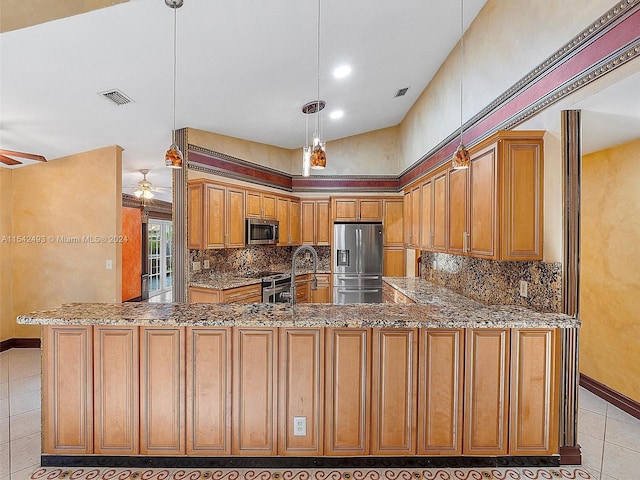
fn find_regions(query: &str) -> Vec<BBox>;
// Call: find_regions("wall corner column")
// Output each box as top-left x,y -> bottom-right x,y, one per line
172,128 -> 189,303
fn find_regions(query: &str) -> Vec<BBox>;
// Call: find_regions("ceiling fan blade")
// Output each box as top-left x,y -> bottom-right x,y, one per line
0,149 -> 47,162
0,154 -> 22,165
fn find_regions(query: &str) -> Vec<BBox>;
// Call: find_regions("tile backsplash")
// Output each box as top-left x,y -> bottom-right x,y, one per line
190,245 -> 331,281
419,252 -> 562,312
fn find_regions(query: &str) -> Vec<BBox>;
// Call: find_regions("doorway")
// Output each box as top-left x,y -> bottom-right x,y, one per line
148,219 -> 173,298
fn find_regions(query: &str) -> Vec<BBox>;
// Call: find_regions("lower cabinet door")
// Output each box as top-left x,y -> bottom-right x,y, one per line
186,328 -> 231,455
463,329 -> 509,455
232,328 -> 278,455
43,326 -> 94,454
94,326 -> 139,454
417,329 -> 464,455
510,329 -> 559,455
278,328 -> 324,455
140,327 -> 185,455
324,328 -> 371,455
371,328 -> 417,455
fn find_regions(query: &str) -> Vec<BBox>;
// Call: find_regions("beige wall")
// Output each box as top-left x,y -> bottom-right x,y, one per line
542,131 -> 563,263
0,169 -> 14,341
399,0 -> 613,172
8,146 -> 123,339
580,138 -> 640,402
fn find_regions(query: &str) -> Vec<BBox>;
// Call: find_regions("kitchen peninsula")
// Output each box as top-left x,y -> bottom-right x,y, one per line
19,279 -> 579,467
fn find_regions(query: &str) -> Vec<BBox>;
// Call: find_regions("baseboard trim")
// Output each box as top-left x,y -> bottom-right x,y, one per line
41,455 -> 560,468
559,445 -> 582,465
580,373 -> 640,420
0,337 -> 41,352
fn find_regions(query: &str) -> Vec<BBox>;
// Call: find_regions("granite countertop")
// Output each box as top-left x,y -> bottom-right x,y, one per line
19,277 -> 579,329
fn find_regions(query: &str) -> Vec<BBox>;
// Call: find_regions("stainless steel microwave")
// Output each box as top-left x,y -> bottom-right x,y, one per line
246,218 -> 279,245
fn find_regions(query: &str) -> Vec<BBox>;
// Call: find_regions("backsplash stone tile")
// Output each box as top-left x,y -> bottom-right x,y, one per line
419,252 -> 562,312
190,245 -> 331,282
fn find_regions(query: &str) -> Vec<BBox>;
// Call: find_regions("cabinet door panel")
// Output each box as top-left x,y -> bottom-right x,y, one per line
510,329 -> 559,455
186,328 -> 231,454
371,329 -> 417,455
316,200 -> 331,245
420,181 -> 433,250
277,197 -> 290,245
205,184 -> 225,248
417,329 -> 463,454
334,199 -> 358,221
290,200 -> 301,245
140,328 -> 185,455
227,187 -> 245,247
383,247 -> 405,277
94,327 -> 139,454
279,328 -> 324,455
359,199 -> 382,221
262,194 -> 277,219
448,168 -> 467,254
301,201 -> 316,244
325,328 -> 371,455
233,328 -> 278,455
469,147 -> 498,258
464,329 -> 509,455
246,191 -> 262,218
43,326 -> 93,454
502,141 -> 543,259
187,183 -> 203,249
432,172 -> 448,251
383,199 -> 404,246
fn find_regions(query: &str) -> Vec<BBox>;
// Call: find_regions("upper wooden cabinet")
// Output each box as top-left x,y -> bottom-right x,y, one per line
187,180 -> 245,250
276,196 -> 301,246
403,186 -> 420,248
408,131 -> 544,261
246,190 -> 277,220
301,199 -> 330,246
383,199 -> 403,246
332,197 -> 382,222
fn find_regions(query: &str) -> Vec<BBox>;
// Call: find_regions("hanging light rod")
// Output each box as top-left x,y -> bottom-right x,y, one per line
164,0 -> 184,168
164,0 -> 183,8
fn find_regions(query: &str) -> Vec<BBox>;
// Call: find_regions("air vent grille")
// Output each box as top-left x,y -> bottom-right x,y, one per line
99,89 -> 133,106
394,87 -> 410,98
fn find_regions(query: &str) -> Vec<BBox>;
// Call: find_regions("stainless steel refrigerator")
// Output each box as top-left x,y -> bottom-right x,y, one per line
333,222 -> 383,304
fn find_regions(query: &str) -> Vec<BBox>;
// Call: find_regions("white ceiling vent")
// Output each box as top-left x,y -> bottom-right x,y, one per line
394,87 -> 410,98
99,89 -> 133,106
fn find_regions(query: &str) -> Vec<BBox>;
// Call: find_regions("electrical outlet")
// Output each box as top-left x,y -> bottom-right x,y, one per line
305,251 -> 311,260
203,259 -> 210,269
519,280 -> 528,298
293,416 -> 306,436
105,259 -> 113,270
193,261 -> 201,271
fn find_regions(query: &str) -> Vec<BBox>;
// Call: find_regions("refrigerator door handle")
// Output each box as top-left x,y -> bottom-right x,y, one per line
337,275 -> 381,280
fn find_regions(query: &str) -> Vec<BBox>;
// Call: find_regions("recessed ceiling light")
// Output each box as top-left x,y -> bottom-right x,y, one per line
333,65 -> 352,78
330,110 -> 344,120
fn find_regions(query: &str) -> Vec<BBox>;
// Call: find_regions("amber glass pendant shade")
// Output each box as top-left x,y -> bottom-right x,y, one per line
310,143 -> 326,169
451,143 -> 470,169
165,143 -> 184,169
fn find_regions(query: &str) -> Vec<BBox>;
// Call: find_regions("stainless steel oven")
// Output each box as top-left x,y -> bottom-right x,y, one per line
261,273 -> 292,303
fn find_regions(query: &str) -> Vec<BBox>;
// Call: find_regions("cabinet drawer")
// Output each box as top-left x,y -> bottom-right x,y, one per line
222,284 -> 262,303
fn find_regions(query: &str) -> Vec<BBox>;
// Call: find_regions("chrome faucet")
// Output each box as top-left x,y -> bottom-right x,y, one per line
286,245 -> 319,306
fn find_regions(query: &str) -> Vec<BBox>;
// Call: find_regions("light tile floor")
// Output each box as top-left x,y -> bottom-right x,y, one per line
2,348 -> 638,480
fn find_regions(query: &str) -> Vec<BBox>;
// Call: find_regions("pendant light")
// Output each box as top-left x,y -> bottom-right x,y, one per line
164,0 -> 184,169
301,0 -> 326,174
452,0 -> 470,170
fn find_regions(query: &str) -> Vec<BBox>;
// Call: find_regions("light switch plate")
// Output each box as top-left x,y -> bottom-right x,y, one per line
193,261 -> 201,271
519,280 -> 528,298
203,259 -> 210,269
106,260 -> 113,270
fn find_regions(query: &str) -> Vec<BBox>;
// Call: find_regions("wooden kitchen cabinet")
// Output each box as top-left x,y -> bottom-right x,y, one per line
42,325 -> 94,454
233,328 -> 278,455
431,170 -> 448,251
295,274 -> 309,303
447,166 -> 468,255
186,327 -> 231,455
332,197 -> 382,222
188,283 -> 262,304
383,198 -> 404,246
371,328 -> 418,455
463,329 -> 509,456
383,247 -> 405,277
419,179 -> 433,250
187,179 -> 245,249
309,273 -> 331,303
246,189 -> 277,219
404,185 -> 420,248
277,196 -> 301,246
278,328 -> 325,455
417,329 -> 464,455
93,326 -> 139,454
140,327 -> 185,455
301,199 -> 331,246
382,281 -> 414,304
325,328 -> 371,455
510,329 -> 559,455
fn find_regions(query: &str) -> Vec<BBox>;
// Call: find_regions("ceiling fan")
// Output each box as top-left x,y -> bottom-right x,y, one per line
131,169 -> 171,200
0,149 -> 47,166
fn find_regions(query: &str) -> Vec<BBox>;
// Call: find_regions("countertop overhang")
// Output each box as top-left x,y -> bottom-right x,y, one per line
18,278 -> 579,329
